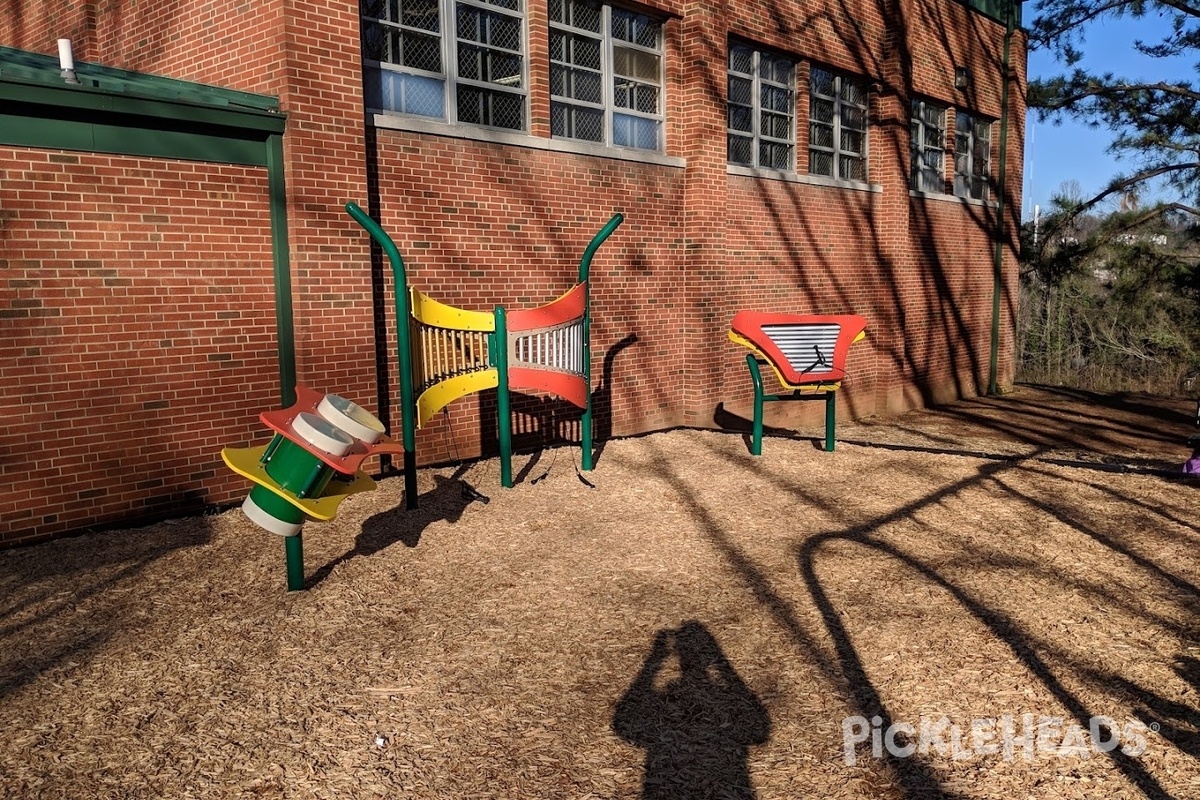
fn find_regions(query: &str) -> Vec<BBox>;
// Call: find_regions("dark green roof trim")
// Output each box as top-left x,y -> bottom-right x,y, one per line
0,45 -> 285,165
0,45 -> 278,112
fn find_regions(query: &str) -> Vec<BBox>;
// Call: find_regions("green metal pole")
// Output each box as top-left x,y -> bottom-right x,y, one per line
494,307 -> 513,488
285,533 -> 304,591
746,354 -> 764,456
824,391 -> 836,452
266,134 -> 297,408
988,1 -> 1016,395
580,280 -> 594,472
578,213 -> 623,471
344,202 -> 419,509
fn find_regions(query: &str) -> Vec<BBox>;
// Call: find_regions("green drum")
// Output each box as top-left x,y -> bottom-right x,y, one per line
244,412 -> 356,537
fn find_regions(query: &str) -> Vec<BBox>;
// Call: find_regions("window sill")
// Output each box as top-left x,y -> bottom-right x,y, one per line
727,164 -> 882,193
909,189 -> 997,208
370,112 -> 686,169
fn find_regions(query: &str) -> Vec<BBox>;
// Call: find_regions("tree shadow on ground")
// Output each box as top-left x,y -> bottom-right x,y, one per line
0,518 -> 211,701
613,621 -> 771,799
306,467 -> 483,588
713,400 -> 833,453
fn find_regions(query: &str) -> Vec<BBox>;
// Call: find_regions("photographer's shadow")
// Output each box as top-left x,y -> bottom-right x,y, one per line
307,467 -> 482,588
613,621 -> 771,799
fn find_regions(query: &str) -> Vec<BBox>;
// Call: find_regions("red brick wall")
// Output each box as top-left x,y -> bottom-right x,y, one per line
0,149 -> 278,545
1,0 -> 1025,544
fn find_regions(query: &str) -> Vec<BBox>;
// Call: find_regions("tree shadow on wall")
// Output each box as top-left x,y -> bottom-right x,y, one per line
613,621 -> 771,799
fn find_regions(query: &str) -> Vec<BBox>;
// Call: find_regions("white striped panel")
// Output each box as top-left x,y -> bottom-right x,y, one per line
510,319 -> 585,375
763,323 -> 841,374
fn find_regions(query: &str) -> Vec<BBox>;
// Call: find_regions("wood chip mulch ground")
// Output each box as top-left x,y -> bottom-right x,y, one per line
2,384 -> 1198,799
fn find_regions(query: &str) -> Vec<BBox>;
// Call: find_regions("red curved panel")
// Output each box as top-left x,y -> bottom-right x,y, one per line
730,311 -> 867,386
508,367 -> 588,408
507,282 -> 587,332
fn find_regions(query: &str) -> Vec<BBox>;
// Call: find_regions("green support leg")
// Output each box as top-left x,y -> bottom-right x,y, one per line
746,354 -> 765,456
581,402 -> 594,471
494,308 -> 513,488
285,534 -> 305,592
824,390 -> 837,452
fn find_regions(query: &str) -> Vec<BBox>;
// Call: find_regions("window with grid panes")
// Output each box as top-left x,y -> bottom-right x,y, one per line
954,111 -> 991,201
727,43 -> 796,170
910,99 -> 946,193
361,0 -> 527,131
549,0 -> 663,150
808,67 -> 867,181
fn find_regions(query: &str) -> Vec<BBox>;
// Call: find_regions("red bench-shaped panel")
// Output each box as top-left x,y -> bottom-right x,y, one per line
729,311 -> 868,388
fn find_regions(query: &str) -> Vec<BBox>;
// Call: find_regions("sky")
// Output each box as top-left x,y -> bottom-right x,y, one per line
1022,11 -> 1196,221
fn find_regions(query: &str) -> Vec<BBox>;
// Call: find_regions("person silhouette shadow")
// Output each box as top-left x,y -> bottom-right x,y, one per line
613,621 -> 771,799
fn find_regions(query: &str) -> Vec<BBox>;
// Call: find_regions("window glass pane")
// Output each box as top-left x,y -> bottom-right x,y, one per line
810,150 -> 833,176
728,105 -> 753,132
551,0 -> 601,31
840,79 -> 866,106
614,113 -> 659,149
457,6 -> 521,50
402,0 -> 441,30
457,85 -> 524,128
552,101 -> 604,141
403,30 -> 443,72
611,9 -> 659,47
809,122 -> 833,149
728,75 -> 752,106
729,44 -> 754,76
810,67 -> 834,97
840,154 -> 865,181
810,97 -> 834,124
367,68 -> 445,117
762,111 -> 790,140
728,134 -> 753,166
841,105 -> 866,131
613,47 -> 660,82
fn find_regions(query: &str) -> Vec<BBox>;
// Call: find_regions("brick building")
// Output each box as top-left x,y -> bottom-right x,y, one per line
1,0 -> 1026,546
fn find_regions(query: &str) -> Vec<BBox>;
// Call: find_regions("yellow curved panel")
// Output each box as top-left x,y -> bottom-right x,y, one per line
728,330 -> 841,393
416,368 -> 499,427
221,445 -> 377,521
410,287 -> 495,331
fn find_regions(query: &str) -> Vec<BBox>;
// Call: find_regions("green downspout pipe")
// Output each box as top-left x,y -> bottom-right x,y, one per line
267,133 -> 297,408
266,133 -> 301,589
988,1 -> 1016,395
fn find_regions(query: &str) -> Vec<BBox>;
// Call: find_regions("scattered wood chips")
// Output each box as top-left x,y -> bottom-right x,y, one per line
2,386 -> 1198,799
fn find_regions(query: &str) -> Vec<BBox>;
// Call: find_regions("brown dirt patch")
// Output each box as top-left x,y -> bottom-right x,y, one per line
2,384 -> 1198,799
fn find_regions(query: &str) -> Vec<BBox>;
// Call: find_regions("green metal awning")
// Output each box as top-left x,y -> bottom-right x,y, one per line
0,45 -> 286,164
